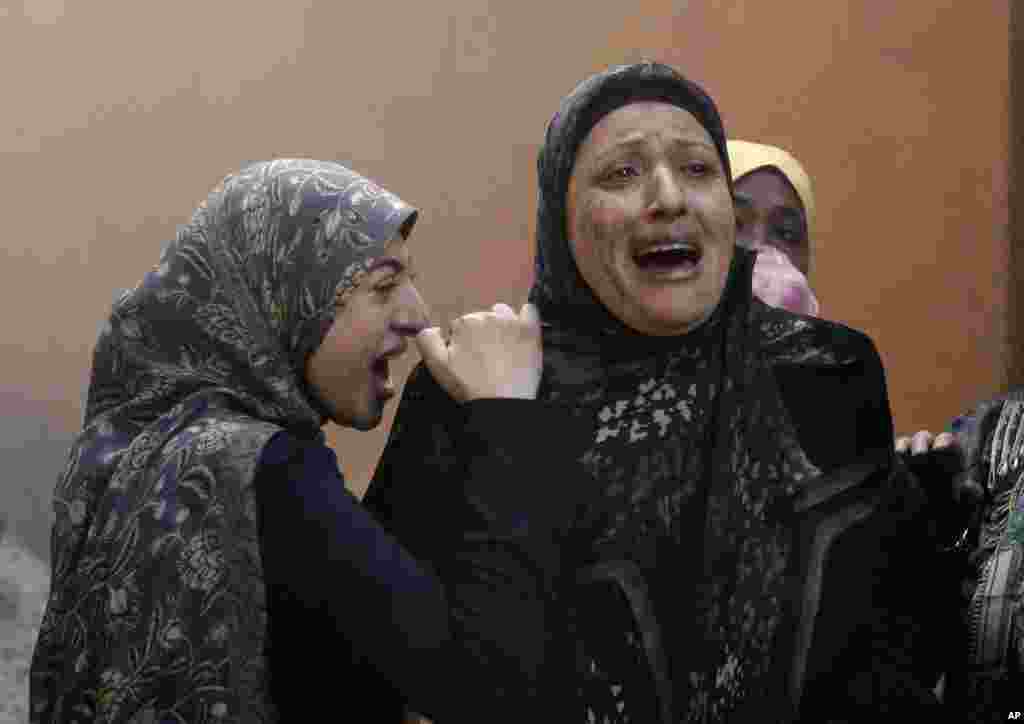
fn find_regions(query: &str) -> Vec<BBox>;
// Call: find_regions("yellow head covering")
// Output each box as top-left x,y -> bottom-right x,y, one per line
727,139 -> 817,260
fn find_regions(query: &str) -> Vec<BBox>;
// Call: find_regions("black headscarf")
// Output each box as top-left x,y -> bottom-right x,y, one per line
530,61 -> 733,340
526,63 -> 856,721
30,160 -> 417,723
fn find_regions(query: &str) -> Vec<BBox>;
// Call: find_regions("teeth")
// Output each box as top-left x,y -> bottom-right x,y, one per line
638,242 -> 694,255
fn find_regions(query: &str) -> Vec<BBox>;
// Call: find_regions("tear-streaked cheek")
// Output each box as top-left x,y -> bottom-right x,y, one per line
574,194 -> 632,256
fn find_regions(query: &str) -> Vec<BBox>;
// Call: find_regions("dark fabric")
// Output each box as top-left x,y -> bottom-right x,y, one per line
368,294 -> 941,723
923,389 -> 1024,722
366,63 -> 938,721
30,160 -> 418,723
258,398 -> 587,724
254,431 -> 444,724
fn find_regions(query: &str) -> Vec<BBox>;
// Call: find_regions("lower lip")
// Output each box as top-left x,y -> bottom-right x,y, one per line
634,254 -> 704,281
372,365 -> 395,400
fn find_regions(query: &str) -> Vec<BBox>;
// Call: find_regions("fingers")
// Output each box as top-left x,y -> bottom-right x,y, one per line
492,303 -> 517,319
415,326 -> 448,364
911,430 -> 935,455
895,429 -> 959,455
415,327 -> 460,398
519,302 -> 540,328
447,302 -> 539,340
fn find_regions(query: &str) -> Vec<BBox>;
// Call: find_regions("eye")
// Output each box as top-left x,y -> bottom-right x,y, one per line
374,280 -> 399,297
684,161 -> 710,177
774,225 -> 805,245
603,163 -> 640,185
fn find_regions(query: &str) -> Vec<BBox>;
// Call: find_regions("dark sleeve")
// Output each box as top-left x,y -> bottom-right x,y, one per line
364,362 -> 585,721
774,331 -> 943,719
363,361 -> 466,564
253,430 -> 450,711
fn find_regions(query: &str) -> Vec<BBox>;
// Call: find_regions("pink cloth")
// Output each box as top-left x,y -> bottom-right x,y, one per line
750,246 -> 820,316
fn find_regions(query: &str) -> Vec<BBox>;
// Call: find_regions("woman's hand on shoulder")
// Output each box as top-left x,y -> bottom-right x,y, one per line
895,430 -> 958,456
415,302 -> 542,402
896,429 -> 984,507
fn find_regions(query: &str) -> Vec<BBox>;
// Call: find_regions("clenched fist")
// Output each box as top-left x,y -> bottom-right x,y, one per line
894,430 -> 958,456
416,302 -> 542,402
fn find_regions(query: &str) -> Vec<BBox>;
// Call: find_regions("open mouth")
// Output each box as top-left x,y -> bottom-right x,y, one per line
633,242 -> 703,271
371,357 -> 394,398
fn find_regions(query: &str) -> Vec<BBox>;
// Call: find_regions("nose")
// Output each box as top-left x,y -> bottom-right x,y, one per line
391,281 -> 430,336
648,164 -> 687,219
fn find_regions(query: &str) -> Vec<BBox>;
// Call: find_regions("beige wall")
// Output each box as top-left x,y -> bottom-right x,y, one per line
605,0 -> 1011,438
1,1 -> 1010,559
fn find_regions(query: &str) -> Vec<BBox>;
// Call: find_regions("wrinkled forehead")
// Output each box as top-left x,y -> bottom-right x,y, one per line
575,102 -> 713,165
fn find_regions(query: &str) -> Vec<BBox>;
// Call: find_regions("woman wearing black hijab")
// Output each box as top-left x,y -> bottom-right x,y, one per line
366,64 -> 942,721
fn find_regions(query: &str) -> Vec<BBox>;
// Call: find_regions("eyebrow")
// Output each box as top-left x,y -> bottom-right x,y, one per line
734,194 -> 804,221
775,207 -> 804,221
596,135 -> 715,163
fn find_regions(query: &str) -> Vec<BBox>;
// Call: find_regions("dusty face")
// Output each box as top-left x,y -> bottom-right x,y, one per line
304,235 -> 428,430
734,168 -> 810,276
566,102 -> 735,336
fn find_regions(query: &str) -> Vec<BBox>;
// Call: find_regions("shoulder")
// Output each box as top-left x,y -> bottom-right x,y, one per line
157,404 -> 335,488
160,410 -> 283,467
150,410 -> 290,510
952,389 -> 1016,434
255,428 -> 338,476
957,389 -> 1024,468
755,300 -> 880,372
754,304 -> 892,457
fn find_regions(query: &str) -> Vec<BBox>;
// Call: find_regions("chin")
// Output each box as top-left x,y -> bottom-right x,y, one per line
347,415 -> 383,432
331,397 -> 385,431
626,297 -> 715,336
346,406 -> 385,431
640,314 -> 708,336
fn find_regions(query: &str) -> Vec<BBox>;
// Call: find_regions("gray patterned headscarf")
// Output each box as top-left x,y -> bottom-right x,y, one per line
30,159 -> 417,723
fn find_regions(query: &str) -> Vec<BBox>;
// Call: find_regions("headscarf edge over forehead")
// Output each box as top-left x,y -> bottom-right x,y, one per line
727,139 -> 816,246
530,62 -> 735,338
31,159 -> 416,722
88,158 -> 418,436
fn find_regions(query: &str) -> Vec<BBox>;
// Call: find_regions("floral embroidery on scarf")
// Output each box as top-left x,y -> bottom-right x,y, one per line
31,160 -> 417,723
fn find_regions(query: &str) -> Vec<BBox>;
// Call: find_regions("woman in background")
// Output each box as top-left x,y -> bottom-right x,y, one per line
728,140 -> 820,317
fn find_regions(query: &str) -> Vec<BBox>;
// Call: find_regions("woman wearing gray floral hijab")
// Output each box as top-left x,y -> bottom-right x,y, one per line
30,159 -> 584,723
